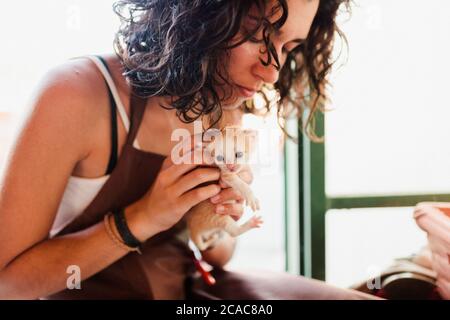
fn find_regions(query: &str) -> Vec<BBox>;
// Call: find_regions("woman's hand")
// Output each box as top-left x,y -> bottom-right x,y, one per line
209,165 -> 254,221
126,139 -> 221,241
200,167 -> 253,267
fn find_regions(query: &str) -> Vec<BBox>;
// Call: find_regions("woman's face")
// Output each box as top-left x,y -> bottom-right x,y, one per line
222,0 -> 320,110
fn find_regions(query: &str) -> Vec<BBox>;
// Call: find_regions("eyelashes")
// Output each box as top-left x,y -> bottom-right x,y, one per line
250,38 -> 302,57
248,35 -> 264,43
247,31 -> 304,57
283,43 -> 304,56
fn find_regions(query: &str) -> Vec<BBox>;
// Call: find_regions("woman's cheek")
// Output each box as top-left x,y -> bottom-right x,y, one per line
228,42 -> 260,73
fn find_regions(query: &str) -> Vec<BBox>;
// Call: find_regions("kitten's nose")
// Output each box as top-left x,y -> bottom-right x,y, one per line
226,164 -> 236,171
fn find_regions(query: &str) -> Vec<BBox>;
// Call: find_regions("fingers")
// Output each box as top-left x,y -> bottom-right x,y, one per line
415,202 -> 450,211
162,148 -> 205,183
162,138 -> 215,184
215,203 -> 244,221
210,187 -> 243,204
218,165 -> 253,187
179,184 -> 221,211
219,178 -> 229,188
172,167 -> 220,196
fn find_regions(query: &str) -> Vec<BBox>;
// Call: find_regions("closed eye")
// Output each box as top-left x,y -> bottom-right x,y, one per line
283,42 -> 304,56
249,36 -> 264,44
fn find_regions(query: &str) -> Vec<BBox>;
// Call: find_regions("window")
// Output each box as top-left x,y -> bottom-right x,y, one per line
327,0 -> 450,197
283,0 -> 450,285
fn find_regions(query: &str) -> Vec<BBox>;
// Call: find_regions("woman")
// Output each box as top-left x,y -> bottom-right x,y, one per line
0,0 -> 375,299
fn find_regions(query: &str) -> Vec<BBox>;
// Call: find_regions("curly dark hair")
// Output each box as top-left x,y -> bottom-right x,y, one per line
113,0 -> 351,141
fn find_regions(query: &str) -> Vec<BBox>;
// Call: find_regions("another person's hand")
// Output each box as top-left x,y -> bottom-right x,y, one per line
209,165 -> 254,221
414,202 -> 450,215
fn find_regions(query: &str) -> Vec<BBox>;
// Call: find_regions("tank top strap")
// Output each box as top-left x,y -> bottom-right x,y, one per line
78,55 -> 131,132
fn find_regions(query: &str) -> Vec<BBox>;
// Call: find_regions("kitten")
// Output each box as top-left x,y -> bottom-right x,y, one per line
185,126 -> 262,251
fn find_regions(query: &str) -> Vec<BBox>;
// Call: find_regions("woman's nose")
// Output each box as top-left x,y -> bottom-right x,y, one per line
253,57 -> 281,85
253,42 -> 287,84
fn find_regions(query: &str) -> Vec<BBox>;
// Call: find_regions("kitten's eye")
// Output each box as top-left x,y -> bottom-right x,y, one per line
216,155 -> 224,162
235,151 -> 243,158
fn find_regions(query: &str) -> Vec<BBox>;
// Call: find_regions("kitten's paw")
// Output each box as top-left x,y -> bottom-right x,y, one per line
249,215 -> 263,228
255,198 -> 260,211
246,194 -> 260,212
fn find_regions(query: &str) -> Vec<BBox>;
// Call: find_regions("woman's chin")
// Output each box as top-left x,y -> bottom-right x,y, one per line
222,104 -> 242,110
222,97 -> 248,110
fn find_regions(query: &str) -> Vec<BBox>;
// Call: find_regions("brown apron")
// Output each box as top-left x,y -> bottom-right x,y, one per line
45,94 -> 378,300
46,94 -> 196,300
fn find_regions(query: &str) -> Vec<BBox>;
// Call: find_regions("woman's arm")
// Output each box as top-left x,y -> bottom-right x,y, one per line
0,61 -> 222,299
0,212 -> 155,299
0,62 -> 174,299
0,63 -> 151,299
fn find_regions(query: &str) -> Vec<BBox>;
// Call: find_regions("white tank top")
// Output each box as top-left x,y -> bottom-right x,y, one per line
49,55 -> 142,237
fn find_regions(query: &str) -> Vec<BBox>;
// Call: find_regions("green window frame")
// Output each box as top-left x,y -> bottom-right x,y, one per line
284,113 -> 450,280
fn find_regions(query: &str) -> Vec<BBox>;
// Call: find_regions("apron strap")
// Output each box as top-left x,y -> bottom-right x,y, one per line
127,93 -> 148,146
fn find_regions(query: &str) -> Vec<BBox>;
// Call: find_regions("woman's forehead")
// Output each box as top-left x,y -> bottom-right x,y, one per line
248,0 -> 320,42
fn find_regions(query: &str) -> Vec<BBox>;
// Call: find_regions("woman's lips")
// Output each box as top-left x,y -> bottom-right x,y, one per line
236,85 -> 257,98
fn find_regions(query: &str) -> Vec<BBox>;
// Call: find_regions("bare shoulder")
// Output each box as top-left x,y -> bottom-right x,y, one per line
0,58 -> 114,269
23,57 -> 109,161
32,57 -> 106,124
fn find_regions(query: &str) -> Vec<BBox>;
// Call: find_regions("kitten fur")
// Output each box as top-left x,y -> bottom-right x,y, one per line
185,125 -> 262,251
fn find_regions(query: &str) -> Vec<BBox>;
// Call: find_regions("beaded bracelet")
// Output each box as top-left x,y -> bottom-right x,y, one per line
103,213 -> 141,254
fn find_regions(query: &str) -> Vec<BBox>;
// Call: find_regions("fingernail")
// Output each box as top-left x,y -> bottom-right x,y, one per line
210,195 -> 220,203
216,205 -> 225,213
